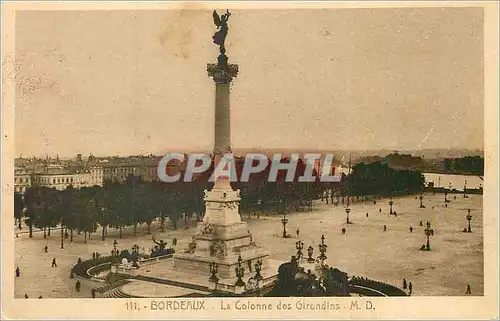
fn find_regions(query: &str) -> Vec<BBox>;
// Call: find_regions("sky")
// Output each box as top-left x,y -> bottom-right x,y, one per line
14,8 -> 484,158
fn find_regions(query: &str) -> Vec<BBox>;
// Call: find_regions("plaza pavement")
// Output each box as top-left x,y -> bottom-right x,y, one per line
14,193 -> 483,298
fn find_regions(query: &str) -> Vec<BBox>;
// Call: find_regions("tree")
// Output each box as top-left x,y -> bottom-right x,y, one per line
14,192 -> 24,229
75,188 -> 98,243
142,182 -> 158,235
23,186 -> 42,238
97,182 -> 114,241
33,187 -> 60,239
60,186 -> 79,243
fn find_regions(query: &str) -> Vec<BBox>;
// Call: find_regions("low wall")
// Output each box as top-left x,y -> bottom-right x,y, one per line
349,277 -> 407,297
137,254 -> 173,266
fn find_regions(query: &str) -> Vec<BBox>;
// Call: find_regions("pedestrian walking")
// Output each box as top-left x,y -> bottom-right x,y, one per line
15,266 -> 20,277
51,258 -> 57,267
383,225 -> 387,232
466,283 -> 471,294
76,280 -> 81,292
409,226 -> 413,233
403,278 -> 407,289
44,245 -> 48,253
296,227 -> 300,238
409,282 -> 413,295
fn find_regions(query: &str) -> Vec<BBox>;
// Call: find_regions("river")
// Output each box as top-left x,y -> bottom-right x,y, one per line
334,167 -> 482,191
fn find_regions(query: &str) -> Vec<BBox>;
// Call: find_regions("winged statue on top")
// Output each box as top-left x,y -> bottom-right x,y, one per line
212,10 -> 231,54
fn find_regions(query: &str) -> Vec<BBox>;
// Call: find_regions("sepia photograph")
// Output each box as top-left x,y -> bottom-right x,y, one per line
1,1 -> 498,319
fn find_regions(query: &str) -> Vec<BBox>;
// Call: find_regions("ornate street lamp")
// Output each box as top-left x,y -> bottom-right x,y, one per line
317,234 -> 328,265
209,261 -> 219,283
295,240 -> 304,261
389,197 -> 394,215
419,194 -> 425,208
424,221 -> 434,251
281,213 -> 289,238
345,206 -> 351,224
234,254 -> 245,286
466,209 -> 472,233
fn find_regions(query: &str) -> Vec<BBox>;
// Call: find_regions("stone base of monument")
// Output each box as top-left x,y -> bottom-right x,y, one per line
174,248 -> 270,279
173,222 -> 271,279
121,256 -> 281,297
168,184 -> 280,294
173,185 -> 272,279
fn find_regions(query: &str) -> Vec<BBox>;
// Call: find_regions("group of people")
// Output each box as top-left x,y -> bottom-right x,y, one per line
402,278 -> 413,295
404,278 -> 472,295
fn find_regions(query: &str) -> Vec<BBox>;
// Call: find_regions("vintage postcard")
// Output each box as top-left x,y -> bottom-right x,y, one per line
1,1 -> 499,319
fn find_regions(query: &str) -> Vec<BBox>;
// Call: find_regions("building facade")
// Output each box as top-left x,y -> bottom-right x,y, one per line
31,171 -> 94,190
14,168 -> 32,193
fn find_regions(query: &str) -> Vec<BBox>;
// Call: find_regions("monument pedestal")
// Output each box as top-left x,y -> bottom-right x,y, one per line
174,183 -> 270,279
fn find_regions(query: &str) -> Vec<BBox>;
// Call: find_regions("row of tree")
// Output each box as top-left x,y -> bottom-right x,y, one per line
442,156 -> 484,175
14,158 -> 426,244
343,161 -> 425,196
14,159 -> 328,242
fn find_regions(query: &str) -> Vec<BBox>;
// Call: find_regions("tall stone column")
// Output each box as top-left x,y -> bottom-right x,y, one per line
207,62 -> 238,190
172,12 -> 273,285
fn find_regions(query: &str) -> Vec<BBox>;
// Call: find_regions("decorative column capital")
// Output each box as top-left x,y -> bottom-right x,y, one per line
207,63 -> 239,84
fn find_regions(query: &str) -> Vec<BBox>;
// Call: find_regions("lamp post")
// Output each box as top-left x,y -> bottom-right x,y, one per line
295,240 -> 304,261
464,179 -> 468,198
389,197 -> 394,215
60,223 -> 64,249
466,209 -> 472,233
444,190 -> 448,203
424,221 -> 434,251
281,213 -> 289,238
317,234 -> 327,265
345,206 -> 351,224
419,194 -> 425,208
234,254 -> 245,286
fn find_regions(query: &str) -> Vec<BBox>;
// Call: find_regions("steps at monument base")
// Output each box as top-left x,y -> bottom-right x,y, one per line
173,293 -> 209,298
132,274 -> 210,293
102,286 -> 138,298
